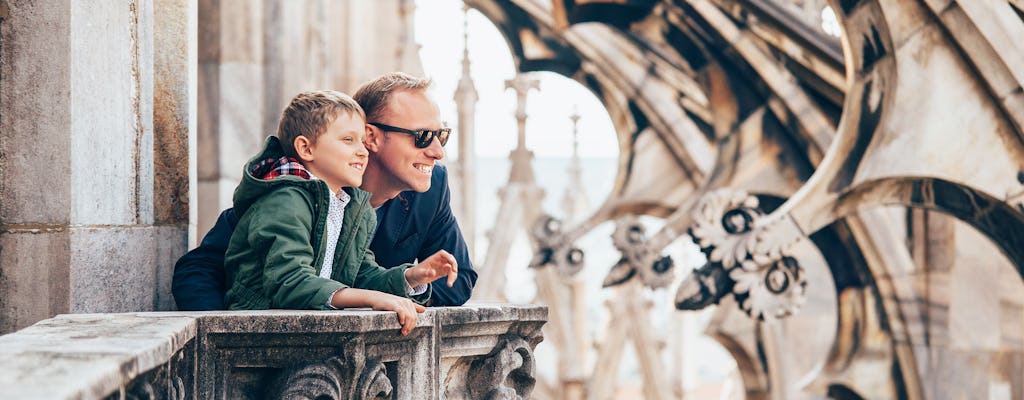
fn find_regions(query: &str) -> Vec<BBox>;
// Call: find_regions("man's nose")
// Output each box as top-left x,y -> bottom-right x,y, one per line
424,138 -> 444,160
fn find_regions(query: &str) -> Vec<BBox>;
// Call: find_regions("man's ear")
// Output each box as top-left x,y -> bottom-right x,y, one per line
363,124 -> 381,153
294,136 -> 315,162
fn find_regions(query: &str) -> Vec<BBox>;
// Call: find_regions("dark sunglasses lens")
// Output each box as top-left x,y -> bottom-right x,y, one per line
415,131 -> 433,148
436,129 -> 450,146
413,129 -> 451,148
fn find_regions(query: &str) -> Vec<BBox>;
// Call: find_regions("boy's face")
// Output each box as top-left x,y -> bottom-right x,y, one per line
302,112 -> 369,192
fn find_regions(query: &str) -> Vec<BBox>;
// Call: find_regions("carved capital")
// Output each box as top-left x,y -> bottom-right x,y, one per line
268,340 -> 392,400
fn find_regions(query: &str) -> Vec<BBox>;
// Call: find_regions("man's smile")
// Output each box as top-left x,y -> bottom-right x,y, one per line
415,163 -> 433,174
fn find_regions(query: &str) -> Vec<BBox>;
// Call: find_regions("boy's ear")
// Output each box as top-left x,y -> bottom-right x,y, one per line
294,136 -> 315,162
363,124 -> 381,152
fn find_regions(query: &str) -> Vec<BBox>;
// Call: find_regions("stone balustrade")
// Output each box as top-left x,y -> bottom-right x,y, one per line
0,304 -> 546,399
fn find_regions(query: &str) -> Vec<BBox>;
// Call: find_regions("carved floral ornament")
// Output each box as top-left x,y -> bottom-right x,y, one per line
529,214 -> 586,277
676,189 -> 808,320
603,216 -> 675,288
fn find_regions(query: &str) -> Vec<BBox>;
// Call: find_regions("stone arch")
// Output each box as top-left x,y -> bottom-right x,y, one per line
835,176 -> 1024,276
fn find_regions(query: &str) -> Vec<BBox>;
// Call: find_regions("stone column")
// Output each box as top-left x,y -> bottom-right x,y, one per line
196,0 -> 264,238
153,0 -> 197,284
0,0 -> 191,333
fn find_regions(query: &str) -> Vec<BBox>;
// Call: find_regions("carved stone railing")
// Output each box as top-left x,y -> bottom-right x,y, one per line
0,304 -> 546,399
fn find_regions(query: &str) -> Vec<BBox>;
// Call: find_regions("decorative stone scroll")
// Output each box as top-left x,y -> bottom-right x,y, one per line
676,189 -> 808,320
603,216 -> 675,288
465,335 -> 538,400
268,339 -> 392,400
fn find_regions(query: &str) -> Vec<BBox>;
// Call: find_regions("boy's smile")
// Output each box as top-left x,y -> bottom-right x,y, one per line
300,112 -> 369,193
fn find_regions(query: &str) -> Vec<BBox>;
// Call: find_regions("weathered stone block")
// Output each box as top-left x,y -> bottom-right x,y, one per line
0,1 -> 73,224
69,1 -> 152,226
69,227 -> 158,314
0,230 -> 71,334
153,0 -> 195,226
153,225 -> 187,311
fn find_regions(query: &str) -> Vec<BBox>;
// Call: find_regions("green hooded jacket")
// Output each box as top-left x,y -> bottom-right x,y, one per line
224,136 -> 430,310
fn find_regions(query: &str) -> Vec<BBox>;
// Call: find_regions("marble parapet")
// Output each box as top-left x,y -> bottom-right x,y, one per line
0,303 -> 546,399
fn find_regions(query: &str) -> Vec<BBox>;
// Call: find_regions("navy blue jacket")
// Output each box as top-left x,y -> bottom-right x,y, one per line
172,165 -> 477,309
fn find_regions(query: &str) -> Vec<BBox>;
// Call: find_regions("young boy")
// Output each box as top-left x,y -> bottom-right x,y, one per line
223,90 -> 457,336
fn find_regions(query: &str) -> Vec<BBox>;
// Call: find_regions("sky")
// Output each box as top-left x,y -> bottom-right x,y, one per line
413,0 -> 620,159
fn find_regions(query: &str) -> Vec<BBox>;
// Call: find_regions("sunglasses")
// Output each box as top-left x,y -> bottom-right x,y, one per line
368,122 -> 451,149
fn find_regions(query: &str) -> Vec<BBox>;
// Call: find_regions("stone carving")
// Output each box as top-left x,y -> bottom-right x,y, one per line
122,358 -> 187,400
529,214 -> 586,277
466,335 -> 537,400
268,345 -> 392,400
604,216 -> 675,288
677,189 -> 807,320
125,381 -> 156,400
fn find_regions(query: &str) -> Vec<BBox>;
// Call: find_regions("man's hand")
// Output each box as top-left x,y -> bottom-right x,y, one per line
405,250 -> 458,288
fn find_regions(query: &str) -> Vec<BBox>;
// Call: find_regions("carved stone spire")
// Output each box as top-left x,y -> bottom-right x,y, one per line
561,107 -> 589,224
452,5 -> 478,256
504,74 -> 540,184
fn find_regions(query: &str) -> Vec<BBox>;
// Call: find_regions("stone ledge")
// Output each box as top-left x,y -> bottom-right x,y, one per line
0,304 -> 547,399
0,313 -> 197,399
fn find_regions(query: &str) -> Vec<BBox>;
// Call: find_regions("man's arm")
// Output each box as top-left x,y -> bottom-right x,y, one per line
171,209 -> 237,311
418,168 -> 478,306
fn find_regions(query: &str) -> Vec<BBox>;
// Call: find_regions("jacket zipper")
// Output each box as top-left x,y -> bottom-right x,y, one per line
336,192 -> 368,281
310,181 -> 329,275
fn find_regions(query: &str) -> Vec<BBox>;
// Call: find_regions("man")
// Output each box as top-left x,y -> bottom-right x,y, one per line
172,72 -> 476,310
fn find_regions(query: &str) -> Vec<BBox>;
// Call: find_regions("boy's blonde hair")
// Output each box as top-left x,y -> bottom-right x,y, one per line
277,90 -> 366,158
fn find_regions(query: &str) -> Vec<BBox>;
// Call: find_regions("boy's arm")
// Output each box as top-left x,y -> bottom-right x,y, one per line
329,287 -> 425,336
418,170 -> 477,306
171,209 -> 236,310
353,248 -> 430,304
247,189 -> 345,310
353,211 -> 431,304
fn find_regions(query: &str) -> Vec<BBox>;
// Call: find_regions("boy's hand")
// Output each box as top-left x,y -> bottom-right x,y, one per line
405,250 -> 459,288
365,291 -> 426,336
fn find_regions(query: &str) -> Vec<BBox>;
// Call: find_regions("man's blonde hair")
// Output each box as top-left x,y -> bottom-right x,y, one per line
277,90 -> 365,158
353,72 -> 432,123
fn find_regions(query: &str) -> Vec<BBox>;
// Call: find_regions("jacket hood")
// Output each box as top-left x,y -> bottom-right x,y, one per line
233,136 -> 368,216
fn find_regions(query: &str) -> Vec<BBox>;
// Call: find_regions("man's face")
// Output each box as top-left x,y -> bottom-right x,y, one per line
367,90 -> 446,193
